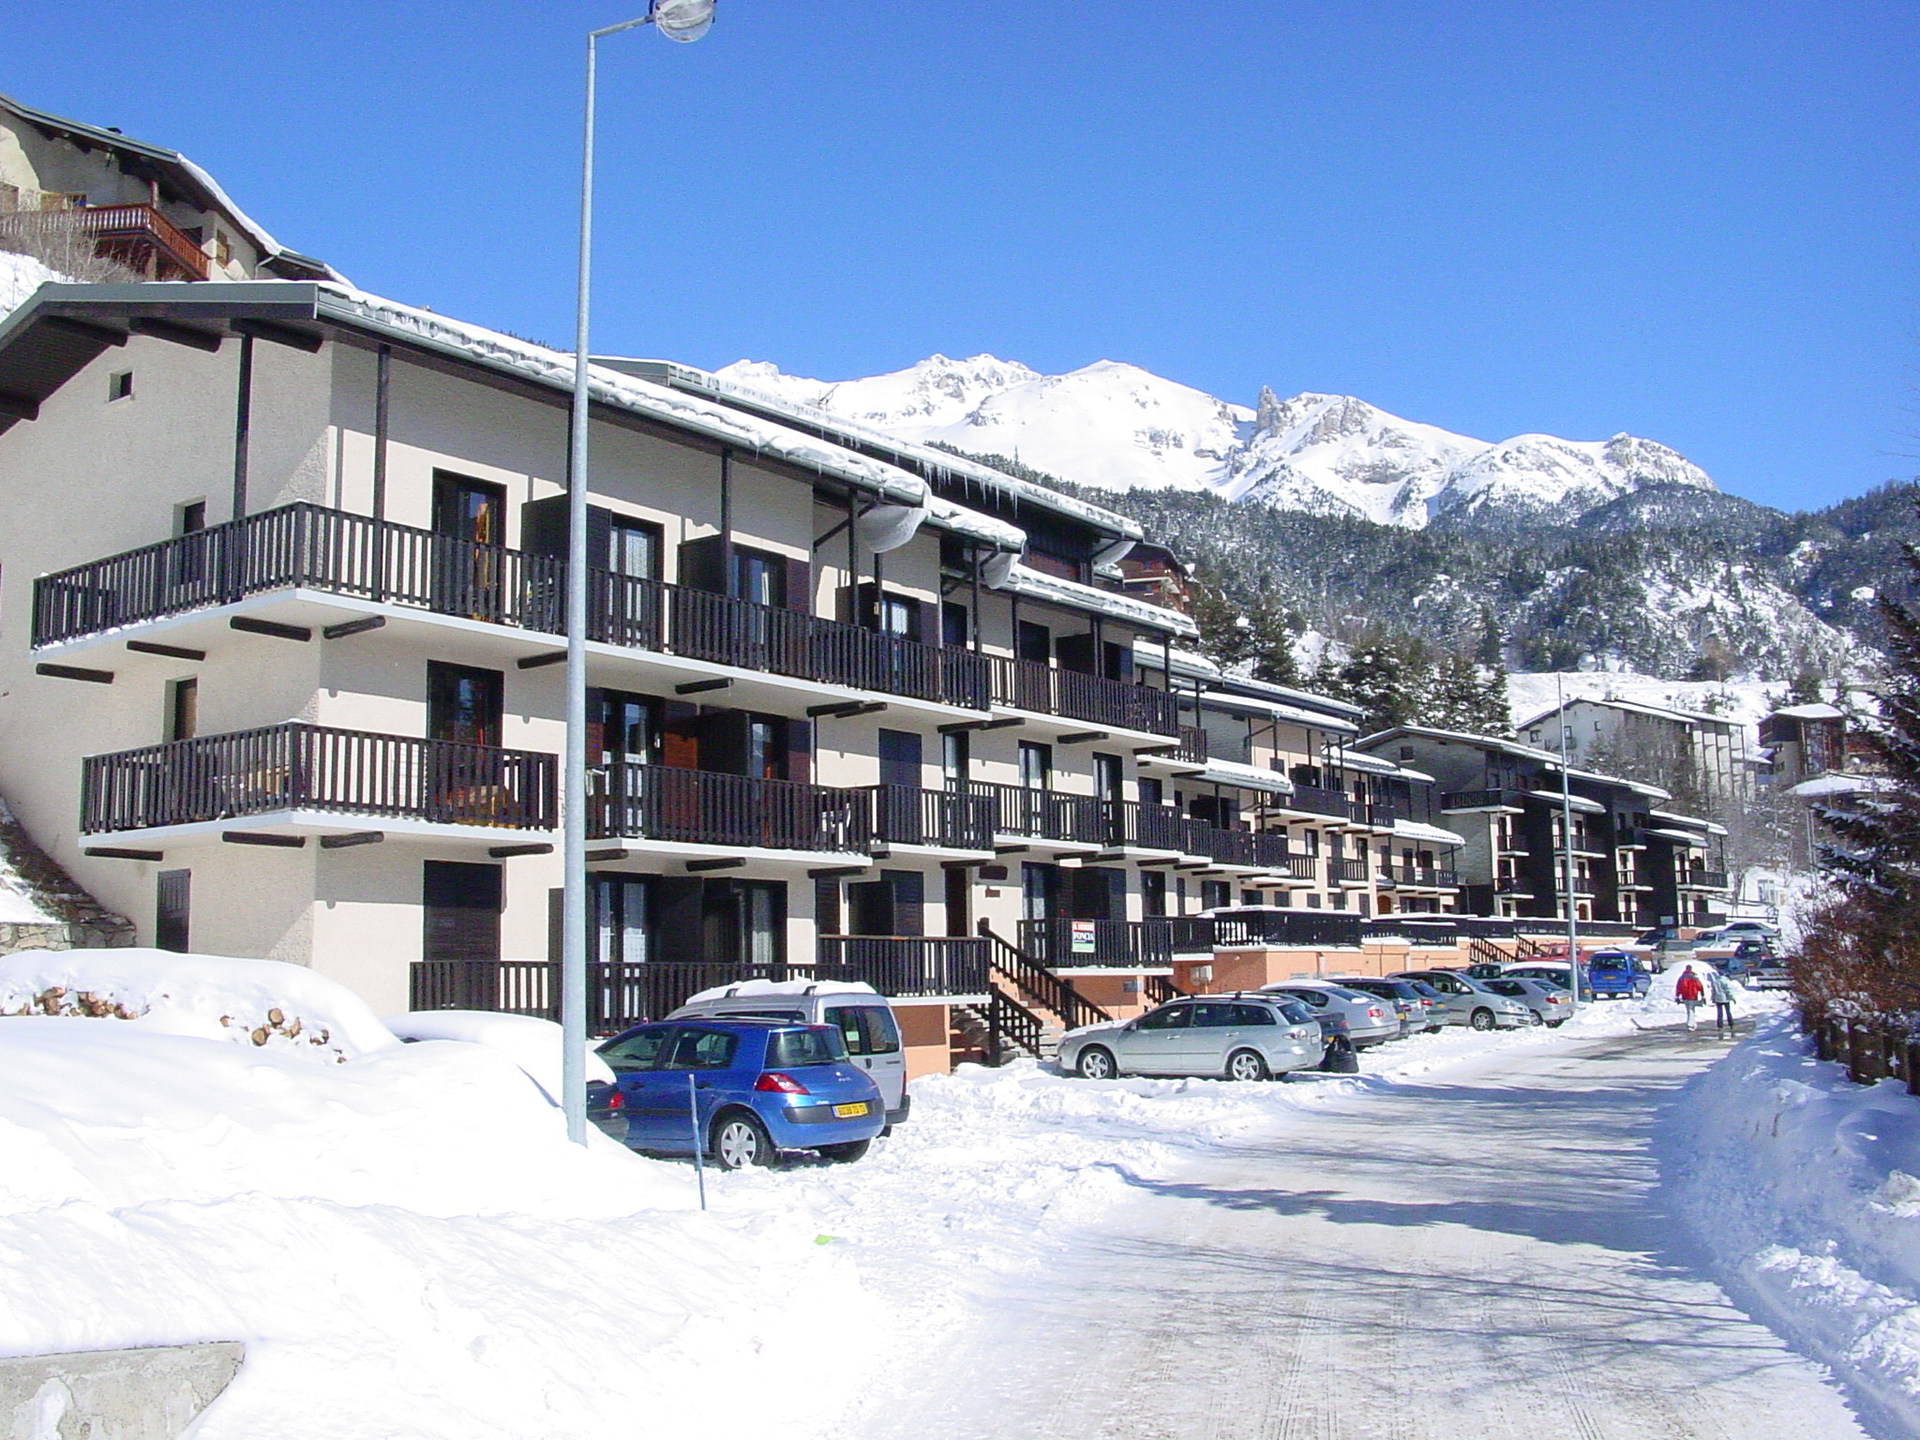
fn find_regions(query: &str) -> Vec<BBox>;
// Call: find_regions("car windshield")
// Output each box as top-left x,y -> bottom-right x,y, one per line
1482,979 -> 1526,997
1403,979 -> 1443,999
1272,998 -> 1315,1025
765,1027 -> 849,1068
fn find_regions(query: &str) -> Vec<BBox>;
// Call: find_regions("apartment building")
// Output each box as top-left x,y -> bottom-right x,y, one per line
0,280 -> 1210,1074
0,91 -> 336,283
1357,726 -> 1731,930
1516,696 -> 1752,812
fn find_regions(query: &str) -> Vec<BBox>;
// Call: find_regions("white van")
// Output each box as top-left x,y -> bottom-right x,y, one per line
669,981 -> 910,1127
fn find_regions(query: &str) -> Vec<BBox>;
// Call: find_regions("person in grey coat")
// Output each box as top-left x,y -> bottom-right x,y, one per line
1707,967 -> 1737,1037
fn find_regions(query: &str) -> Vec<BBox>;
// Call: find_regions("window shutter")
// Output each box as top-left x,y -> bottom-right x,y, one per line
678,534 -> 727,594
815,876 -> 842,936
783,554 -> 812,614
787,718 -> 813,786
890,870 -> 924,938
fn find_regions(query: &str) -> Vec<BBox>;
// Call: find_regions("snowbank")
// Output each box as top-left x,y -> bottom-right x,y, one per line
1665,1016 -> 1920,1437
0,948 -> 397,1060
0,253 -> 67,326
385,1009 -> 614,1099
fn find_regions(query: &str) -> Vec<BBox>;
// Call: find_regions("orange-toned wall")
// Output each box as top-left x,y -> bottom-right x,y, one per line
1070,973 -> 1155,1019
894,1002 -> 955,1082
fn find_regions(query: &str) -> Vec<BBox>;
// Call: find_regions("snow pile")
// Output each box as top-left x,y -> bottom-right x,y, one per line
680,975 -> 879,1006
385,1010 -> 613,1100
0,948 -> 396,1060
0,252 -> 67,324
0,962 -> 882,1439
1666,1016 -> 1920,1437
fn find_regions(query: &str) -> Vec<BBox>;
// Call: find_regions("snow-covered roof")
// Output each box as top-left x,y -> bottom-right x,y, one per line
1185,759 -> 1293,795
1648,809 -> 1729,837
1771,703 -> 1845,722
1393,819 -> 1466,848
1326,750 -> 1400,777
1787,773 -> 1893,799
1648,827 -> 1707,847
596,356 -> 1147,543
1196,689 -> 1360,735
1357,725 -> 1671,800
0,91 -> 340,281
1002,562 -> 1195,637
1523,790 -> 1606,815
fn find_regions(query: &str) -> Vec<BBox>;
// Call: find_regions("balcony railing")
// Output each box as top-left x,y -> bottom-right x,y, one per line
965,781 -> 1111,846
1331,858 -> 1371,884
82,723 -> 557,834
591,762 -> 869,855
1211,909 -> 1363,949
1441,788 -> 1525,811
1019,918 -> 1176,970
590,571 -> 989,710
34,503 -> 565,646
1284,784 -> 1360,821
1263,852 -> 1318,881
1378,865 -> 1462,888
1494,876 -> 1535,895
1678,869 -> 1730,890
0,203 -> 211,280
813,936 -> 990,997
864,784 -> 995,852
986,655 -> 1180,736
1172,725 -> 1209,764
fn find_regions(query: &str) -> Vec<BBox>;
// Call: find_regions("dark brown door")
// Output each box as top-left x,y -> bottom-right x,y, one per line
422,861 -> 502,1008
431,473 -> 508,620
155,869 -> 190,952
427,664 -> 504,821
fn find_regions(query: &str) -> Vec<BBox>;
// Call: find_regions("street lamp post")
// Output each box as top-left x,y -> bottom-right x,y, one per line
1555,672 -> 1580,1019
564,0 -> 717,1146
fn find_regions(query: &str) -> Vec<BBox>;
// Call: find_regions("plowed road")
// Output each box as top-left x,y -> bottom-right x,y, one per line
857,1028 -> 1875,1439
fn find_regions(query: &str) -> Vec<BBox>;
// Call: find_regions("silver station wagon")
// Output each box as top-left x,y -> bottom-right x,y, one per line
1061,994 -> 1324,1082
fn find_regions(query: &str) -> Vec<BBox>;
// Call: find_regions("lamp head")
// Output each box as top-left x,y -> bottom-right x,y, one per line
649,0 -> 716,41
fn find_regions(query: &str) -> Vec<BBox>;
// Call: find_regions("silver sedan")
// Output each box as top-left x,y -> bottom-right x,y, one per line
1258,982 -> 1402,1048
1478,976 -> 1575,1027
1061,995 -> 1323,1082
1390,970 -> 1532,1030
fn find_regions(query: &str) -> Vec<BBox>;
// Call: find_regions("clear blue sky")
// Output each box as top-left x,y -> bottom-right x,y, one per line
12,1 -> 1917,511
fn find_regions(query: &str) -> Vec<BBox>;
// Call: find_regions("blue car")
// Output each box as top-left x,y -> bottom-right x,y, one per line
589,1018 -> 885,1169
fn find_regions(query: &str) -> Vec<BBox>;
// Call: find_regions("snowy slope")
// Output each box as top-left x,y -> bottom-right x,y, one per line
717,356 -> 1715,528
0,252 -> 67,323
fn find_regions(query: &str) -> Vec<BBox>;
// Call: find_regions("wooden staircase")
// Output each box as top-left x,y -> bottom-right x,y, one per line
951,924 -> 1115,1066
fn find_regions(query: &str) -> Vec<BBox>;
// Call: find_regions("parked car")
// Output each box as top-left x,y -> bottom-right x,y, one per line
1396,975 -> 1451,1027
1716,940 -> 1774,983
1330,976 -> 1441,1036
1585,950 -> 1651,999
590,1019 -> 885,1168
1501,960 -> 1595,1001
1258,982 -> 1402,1049
670,983 -> 910,1127
1478,976 -> 1574,1027
1390,970 -> 1532,1030
1060,994 -> 1323,1082
1708,920 -> 1781,945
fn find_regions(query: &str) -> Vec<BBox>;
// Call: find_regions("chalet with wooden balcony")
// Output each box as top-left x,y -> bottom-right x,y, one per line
1,91 -> 336,283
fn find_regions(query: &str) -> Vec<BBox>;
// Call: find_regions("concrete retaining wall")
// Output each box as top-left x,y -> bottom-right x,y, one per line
0,1342 -> 243,1439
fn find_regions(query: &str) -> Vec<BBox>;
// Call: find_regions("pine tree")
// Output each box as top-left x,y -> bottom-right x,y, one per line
1796,512 -> 1920,1016
1472,608 -> 1513,735
1189,582 -> 1253,672
1247,595 -> 1302,687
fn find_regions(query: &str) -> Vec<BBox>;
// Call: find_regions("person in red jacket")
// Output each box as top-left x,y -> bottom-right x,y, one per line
1675,965 -> 1706,1032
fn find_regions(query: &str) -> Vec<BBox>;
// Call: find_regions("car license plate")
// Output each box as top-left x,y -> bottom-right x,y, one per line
832,1102 -> 870,1118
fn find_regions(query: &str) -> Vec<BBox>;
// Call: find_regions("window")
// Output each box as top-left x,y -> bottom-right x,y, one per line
606,517 -> 660,580
1136,1004 -> 1192,1031
941,731 -> 970,786
1191,1003 -> 1238,1028
766,1028 -> 850,1068
166,677 -> 198,742
1201,880 -> 1229,910
599,1026 -> 672,1073
1230,1003 -> 1278,1027
1141,871 -> 1167,917
825,1003 -> 900,1057
664,1028 -> 739,1071
107,370 -> 134,402
213,230 -> 233,266
1018,742 -> 1051,791
942,601 -> 969,647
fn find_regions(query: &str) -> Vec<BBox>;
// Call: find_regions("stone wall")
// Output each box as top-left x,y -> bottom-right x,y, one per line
0,914 -> 136,956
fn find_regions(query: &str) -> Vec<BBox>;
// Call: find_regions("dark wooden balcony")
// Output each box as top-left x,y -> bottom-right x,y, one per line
964,780 -> 1108,845
1172,725 -> 1209,763
1264,852 -> 1318,881
1378,864 -> 1459,888
1331,858 -> 1371,884
590,571 -> 988,710
814,935 -> 990,997
34,503 -> 563,646
1494,876 -> 1535,895
0,203 -> 211,281
1284,783 -> 1362,821
986,655 -> 1180,736
864,784 -> 996,852
1678,868 -> 1729,890
1019,918 -> 1175,970
590,761 -> 869,856
82,723 -> 557,834
1441,788 -> 1527,812
1210,909 -> 1363,949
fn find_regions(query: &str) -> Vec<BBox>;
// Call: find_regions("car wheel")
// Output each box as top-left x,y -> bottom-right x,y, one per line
1225,1048 -> 1270,1083
1525,1010 -> 1544,1026
710,1113 -> 774,1170
1469,1008 -> 1496,1031
1546,1018 -> 1568,1028
817,1139 -> 871,1164
1076,1046 -> 1117,1081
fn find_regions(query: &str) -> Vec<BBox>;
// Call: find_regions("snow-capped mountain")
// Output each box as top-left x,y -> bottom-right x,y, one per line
714,357 -> 1716,529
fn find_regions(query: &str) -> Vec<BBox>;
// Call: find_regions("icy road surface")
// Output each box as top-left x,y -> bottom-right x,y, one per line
855,1027 -> 1876,1440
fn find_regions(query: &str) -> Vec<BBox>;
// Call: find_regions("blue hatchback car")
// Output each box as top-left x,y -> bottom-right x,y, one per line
589,1018 -> 885,1169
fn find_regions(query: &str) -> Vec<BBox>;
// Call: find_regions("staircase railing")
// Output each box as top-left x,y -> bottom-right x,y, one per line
1466,937 -> 1509,970
977,921 -> 1112,1032
1143,973 -> 1186,1006
983,983 -> 1048,1064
